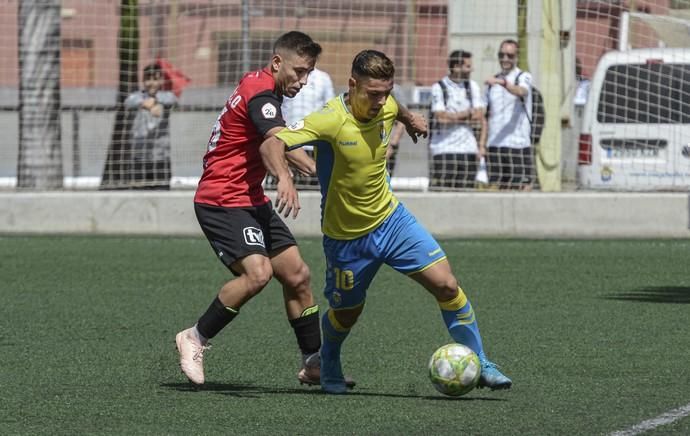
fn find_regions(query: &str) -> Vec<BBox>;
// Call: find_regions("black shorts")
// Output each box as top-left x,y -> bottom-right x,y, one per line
194,202 -> 297,275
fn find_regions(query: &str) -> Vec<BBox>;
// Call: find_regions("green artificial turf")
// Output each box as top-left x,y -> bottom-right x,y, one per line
1,236 -> 689,435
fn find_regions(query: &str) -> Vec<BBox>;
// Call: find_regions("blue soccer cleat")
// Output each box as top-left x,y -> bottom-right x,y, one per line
319,353 -> 348,394
297,353 -> 356,390
478,359 -> 512,390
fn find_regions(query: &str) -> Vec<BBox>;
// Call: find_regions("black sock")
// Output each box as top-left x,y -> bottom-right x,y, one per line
196,297 -> 238,339
289,305 -> 321,356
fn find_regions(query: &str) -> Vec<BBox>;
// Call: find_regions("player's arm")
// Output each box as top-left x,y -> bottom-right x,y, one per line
386,121 -> 405,160
249,92 -> 300,219
395,102 -> 428,144
286,147 -> 316,177
259,131 -> 301,219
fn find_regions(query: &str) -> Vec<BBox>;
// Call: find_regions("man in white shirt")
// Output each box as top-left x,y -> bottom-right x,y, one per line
484,39 -> 534,190
428,50 -> 486,189
281,67 -> 335,187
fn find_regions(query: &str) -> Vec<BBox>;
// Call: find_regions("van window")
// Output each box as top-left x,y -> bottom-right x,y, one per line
597,63 -> 690,124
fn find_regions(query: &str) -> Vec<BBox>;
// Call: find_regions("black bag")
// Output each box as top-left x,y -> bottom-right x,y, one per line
428,79 -> 448,141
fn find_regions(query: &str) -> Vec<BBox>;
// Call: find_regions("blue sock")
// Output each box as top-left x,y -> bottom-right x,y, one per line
439,287 -> 487,361
321,310 -> 350,359
320,310 -> 350,382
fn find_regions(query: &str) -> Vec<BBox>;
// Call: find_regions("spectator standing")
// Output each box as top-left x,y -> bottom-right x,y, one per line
428,50 -> 486,189
484,39 -> 534,190
124,63 -> 177,189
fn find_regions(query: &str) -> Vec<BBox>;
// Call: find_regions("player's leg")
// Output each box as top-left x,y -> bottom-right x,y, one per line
270,244 -> 323,381
259,206 -> 326,385
410,263 -> 511,390
381,204 -> 511,390
175,204 -> 272,385
320,235 -> 380,394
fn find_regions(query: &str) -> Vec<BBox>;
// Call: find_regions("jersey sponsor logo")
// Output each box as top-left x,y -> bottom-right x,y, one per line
288,120 -> 304,131
243,227 -> 265,247
338,140 -> 358,146
262,103 -> 277,119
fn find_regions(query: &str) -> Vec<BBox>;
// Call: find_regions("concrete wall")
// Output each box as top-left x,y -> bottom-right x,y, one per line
1,191 -> 688,238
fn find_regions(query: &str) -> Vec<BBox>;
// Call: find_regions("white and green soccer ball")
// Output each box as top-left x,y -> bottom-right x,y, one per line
428,343 -> 481,396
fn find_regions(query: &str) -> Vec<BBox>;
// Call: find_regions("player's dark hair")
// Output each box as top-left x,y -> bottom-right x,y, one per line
143,63 -> 162,80
273,31 -> 322,59
448,50 -> 472,69
351,50 -> 395,81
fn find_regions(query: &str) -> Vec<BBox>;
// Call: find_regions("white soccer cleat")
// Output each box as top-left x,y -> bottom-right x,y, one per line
175,327 -> 209,385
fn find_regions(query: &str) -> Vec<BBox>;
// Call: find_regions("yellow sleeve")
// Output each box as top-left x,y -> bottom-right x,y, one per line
276,104 -> 341,150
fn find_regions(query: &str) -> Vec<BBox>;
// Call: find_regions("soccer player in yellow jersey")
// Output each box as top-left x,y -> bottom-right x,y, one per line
264,50 -> 512,394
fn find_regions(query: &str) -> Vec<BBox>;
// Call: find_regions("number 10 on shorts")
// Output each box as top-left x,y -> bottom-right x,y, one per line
333,267 -> 354,290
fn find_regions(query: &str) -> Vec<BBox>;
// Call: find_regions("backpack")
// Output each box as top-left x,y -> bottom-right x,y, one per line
487,72 -> 545,145
428,79 -> 448,141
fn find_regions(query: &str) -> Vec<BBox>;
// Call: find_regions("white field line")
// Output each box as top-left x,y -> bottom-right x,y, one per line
609,402 -> 690,436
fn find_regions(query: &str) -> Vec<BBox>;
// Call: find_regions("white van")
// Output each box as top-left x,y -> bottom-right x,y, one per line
577,48 -> 690,190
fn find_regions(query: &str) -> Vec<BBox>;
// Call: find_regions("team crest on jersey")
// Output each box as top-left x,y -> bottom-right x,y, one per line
288,120 -> 304,131
243,227 -> 265,247
331,291 -> 342,307
379,121 -> 390,145
261,103 -> 277,119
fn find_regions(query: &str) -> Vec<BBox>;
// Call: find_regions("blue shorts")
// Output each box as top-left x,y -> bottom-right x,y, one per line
322,203 -> 446,309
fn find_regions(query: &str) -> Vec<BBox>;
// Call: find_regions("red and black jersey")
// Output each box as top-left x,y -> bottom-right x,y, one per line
194,68 -> 286,207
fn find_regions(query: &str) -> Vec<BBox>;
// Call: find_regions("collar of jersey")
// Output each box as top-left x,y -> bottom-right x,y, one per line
338,93 -> 385,126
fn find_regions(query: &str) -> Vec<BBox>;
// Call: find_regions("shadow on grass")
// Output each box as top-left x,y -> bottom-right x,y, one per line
160,382 -> 506,401
603,286 -> 690,304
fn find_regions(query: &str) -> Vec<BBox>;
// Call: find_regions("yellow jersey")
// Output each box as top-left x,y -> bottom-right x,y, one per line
276,94 -> 399,240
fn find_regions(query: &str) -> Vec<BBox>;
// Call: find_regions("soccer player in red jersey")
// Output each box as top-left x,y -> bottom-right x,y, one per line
175,31 -> 343,388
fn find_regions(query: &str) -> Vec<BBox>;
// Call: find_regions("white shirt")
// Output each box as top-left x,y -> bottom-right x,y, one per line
484,67 -> 532,149
429,76 -> 485,156
282,68 -> 335,125
281,68 -> 334,151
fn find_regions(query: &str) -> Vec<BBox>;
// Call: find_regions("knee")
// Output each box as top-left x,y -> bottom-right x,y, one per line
332,305 -> 363,329
244,260 -> 273,293
432,276 -> 460,302
282,261 -> 311,292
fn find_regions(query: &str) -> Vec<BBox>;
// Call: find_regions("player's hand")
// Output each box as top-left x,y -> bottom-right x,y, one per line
404,112 -> 428,144
275,177 -> 301,219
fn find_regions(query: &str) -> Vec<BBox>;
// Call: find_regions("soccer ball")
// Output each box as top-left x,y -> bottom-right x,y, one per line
428,343 -> 481,396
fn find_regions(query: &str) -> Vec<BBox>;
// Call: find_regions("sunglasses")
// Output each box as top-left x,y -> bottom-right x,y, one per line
498,52 -> 516,60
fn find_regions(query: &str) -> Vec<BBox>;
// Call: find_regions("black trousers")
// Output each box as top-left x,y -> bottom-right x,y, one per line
429,153 -> 478,189
487,146 -> 533,189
